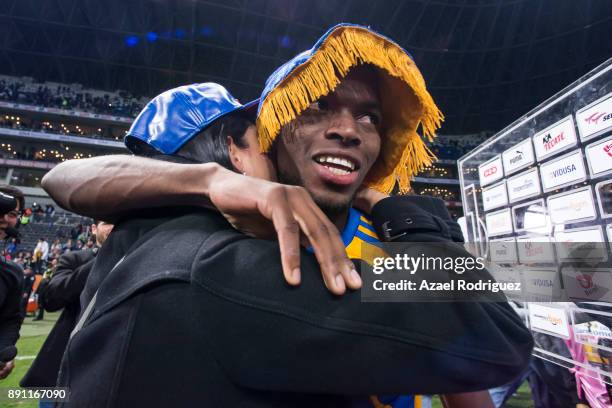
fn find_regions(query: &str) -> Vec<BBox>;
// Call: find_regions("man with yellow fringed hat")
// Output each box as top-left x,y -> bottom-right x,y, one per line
47,24 -> 531,408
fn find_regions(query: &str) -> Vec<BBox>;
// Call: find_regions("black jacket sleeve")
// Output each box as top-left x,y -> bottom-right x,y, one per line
191,231 -> 534,396
44,250 -> 95,312
371,195 -> 464,243
0,258 -> 24,353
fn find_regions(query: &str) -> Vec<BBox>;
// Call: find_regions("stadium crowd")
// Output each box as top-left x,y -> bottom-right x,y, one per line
2,220 -> 96,320
0,115 -> 124,142
0,76 -> 144,118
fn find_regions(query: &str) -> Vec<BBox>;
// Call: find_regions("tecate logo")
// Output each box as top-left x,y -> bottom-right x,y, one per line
543,132 -> 565,151
483,166 -> 497,177
551,164 -> 576,178
585,112 -> 611,125
509,150 -> 524,164
604,143 -> 612,158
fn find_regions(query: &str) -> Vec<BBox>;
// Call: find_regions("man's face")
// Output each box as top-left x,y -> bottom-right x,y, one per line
274,67 -> 382,215
92,221 -> 114,247
0,200 -> 20,240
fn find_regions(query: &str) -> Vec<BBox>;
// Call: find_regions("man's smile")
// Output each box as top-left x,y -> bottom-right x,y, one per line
312,151 -> 362,187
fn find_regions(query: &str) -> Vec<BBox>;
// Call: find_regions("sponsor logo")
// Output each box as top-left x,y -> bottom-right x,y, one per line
509,150 -> 524,164
569,200 -> 588,211
585,112 -> 612,126
551,164 -> 576,178
484,192 -> 502,203
494,246 -> 508,255
490,218 -> 506,228
543,132 -> 565,151
576,274 -> 594,290
533,313 -> 561,326
574,273 -> 599,296
604,143 -> 612,158
525,243 -> 544,257
483,166 -> 497,177
513,179 -> 534,193
585,112 -> 606,125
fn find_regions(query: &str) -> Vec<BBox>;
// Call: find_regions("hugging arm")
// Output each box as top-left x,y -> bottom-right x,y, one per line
41,155 -> 219,221
42,156 -> 357,294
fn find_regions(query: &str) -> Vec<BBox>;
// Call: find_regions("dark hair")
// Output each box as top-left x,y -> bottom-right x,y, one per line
129,113 -> 253,168
0,185 -> 25,211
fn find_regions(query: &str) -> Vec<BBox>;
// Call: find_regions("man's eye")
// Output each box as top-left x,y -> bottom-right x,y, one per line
357,113 -> 380,125
309,99 -> 329,111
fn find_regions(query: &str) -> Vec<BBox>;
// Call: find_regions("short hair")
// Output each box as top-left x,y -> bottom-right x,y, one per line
0,185 -> 25,211
129,112 -> 254,168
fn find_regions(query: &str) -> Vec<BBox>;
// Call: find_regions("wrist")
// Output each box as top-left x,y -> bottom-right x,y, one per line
177,162 -> 227,209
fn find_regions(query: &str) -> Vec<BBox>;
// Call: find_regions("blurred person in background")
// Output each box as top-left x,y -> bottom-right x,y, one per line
0,185 -> 25,379
20,220 -> 113,391
33,238 -> 49,273
20,266 -> 36,315
6,237 -> 18,258
32,258 -> 58,321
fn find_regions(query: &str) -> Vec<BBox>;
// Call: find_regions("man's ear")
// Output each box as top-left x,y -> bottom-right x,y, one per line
226,135 -> 244,174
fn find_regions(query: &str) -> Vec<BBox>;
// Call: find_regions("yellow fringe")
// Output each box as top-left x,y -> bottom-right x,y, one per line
256,25 -> 443,193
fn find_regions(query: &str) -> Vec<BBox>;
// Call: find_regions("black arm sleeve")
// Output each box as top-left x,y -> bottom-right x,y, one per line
191,232 -> 534,396
371,195 -> 464,243
44,253 -> 94,312
0,259 -> 24,352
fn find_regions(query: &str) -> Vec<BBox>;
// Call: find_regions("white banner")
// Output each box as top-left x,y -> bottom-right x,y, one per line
478,155 -> 503,186
540,150 -> 587,191
512,200 -> 550,233
528,303 -> 570,338
563,268 -> 612,303
576,94 -> 612,141
547,187 -> 596,224
533,116 -> 578,160
554,227 -> 607,261
482,181 -> 508,211
517,236 -> 556,263
585,136 -> 612,177
489,238 -> 518,263
507,168 -> 541,203
486,208 -> 513,236
489,266 -> 523,297
502,138 -> 535,175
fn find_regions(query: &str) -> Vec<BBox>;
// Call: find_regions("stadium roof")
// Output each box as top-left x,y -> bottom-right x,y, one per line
1,0 -> 611,133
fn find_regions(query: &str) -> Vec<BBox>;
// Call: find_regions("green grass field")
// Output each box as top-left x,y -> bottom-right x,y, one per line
1,311 -> 534,407
2,312 -> 60,408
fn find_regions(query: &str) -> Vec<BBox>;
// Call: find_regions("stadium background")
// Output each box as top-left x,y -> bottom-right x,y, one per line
0,1 -> 611,406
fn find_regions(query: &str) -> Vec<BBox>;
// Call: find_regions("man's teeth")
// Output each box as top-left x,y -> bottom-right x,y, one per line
315,155 -> 356,171
325,166 -> 351,176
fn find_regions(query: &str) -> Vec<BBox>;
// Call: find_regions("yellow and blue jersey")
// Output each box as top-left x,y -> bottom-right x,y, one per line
341,208 -> 424,408
343,207 -> 381,260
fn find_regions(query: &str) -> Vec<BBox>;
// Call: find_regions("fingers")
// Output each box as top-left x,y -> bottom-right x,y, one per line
0,360 -> 14,379
287,188 -> 361,294
270,193 -> 302,286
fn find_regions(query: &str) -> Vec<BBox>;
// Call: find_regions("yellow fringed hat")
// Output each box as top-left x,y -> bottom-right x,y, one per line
256,23 -> 444,194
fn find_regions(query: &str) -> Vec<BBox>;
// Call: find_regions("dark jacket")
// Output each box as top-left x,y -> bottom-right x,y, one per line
371,196 -> 464,243
20,249 -> 95,387
0,256 -> 23,356
57,200 -> 532,407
